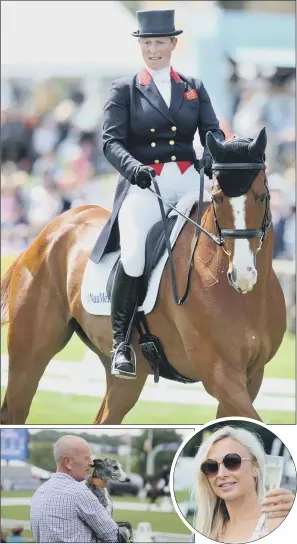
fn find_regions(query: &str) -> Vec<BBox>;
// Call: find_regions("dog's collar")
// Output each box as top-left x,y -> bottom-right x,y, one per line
91,477 -> 107,488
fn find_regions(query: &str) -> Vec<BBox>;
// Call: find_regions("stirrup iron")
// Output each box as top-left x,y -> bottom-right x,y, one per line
111,342 -> 137,380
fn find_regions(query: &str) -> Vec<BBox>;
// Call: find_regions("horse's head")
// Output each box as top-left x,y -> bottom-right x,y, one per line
207,127 -> 271,294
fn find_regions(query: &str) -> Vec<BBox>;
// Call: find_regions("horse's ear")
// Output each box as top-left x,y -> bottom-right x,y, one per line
248,127 -> 267,161
206,131 -> 226,161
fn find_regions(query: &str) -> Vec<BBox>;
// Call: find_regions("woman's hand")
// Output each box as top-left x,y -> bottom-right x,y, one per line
133,166 -> 155,189
261,488 -> 295,520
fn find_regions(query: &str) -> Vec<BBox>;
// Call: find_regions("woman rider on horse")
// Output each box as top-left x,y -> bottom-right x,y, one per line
90,9 -> 225,379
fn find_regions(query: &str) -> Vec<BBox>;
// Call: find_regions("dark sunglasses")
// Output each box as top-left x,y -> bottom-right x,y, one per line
200,453 -> 252,478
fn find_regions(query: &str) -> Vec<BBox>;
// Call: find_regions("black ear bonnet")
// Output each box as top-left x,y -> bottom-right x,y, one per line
206,129 -> 267,197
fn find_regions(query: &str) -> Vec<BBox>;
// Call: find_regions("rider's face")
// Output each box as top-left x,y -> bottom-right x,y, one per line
138,37 -> 177,70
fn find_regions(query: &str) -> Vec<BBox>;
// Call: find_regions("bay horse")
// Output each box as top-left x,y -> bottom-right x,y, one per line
1,129 -> 286,424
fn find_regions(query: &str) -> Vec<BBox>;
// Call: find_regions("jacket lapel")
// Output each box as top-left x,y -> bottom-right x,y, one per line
136,67 -> 176,124
169,67 -> 186,117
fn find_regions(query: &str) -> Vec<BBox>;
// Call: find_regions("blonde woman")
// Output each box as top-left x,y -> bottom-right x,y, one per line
194,426 -> 294,543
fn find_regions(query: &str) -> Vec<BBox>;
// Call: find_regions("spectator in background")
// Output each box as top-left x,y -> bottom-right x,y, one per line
1,526 -> 6,543
32,113 -> 59,159
1,168 -> 29,251
262,76 -> 295,173
268,172 -> 294,259
27,171 -> 63,239
6,526 -> 27,543
31,151 -> 57,181
1,109 -> 30,168
232,79 -> 268,140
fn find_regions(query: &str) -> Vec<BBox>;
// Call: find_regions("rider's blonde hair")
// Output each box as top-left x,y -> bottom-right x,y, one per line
193,426 -> 265,540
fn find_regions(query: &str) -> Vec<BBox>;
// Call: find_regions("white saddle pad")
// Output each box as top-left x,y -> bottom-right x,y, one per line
81,190 -> 206,316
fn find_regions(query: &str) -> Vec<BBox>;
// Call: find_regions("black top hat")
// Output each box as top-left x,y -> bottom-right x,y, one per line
132,9 -> 183,38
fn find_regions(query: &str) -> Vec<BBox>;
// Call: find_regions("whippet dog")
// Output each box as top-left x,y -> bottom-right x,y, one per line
86,458 -> 133,542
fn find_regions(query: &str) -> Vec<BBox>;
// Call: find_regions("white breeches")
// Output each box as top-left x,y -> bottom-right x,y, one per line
118,162 -> 211,277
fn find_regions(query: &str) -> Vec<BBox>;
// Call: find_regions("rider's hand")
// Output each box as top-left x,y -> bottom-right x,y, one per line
195,155 -> 213,179
133,166 -> 155,189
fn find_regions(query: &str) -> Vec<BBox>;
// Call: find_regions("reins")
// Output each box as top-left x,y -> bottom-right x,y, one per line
147,168 -> 223,248
148,167 -> 207,305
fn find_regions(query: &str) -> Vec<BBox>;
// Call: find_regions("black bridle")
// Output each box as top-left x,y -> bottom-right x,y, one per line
211,161 -> 271,251
147,162 -> 272,305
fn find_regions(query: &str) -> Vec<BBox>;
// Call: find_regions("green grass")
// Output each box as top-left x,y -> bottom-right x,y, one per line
174,490 -> 192,502
1,490 -> 191,536
114,509 -> 190,533
1,254 -> 16,275
1,325 -> 86,362
1,387 -> 294,424
1,490 -> 35,497
263,332 -> 295,379
1,505 -> 30,520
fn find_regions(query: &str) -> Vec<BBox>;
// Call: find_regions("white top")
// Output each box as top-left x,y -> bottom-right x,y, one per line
222,514 -> 270,543
145,64 -> 171,108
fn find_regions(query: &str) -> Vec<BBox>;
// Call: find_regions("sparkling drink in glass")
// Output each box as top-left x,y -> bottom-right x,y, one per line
263,455 -> 284,493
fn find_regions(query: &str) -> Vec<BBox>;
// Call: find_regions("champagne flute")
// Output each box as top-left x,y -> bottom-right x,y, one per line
262,455 -> 284,527
263,455 -> 284,493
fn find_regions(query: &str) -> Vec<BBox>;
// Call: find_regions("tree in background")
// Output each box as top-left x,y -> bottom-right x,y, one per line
133,429 -> 183,477
29,442 -> 57,472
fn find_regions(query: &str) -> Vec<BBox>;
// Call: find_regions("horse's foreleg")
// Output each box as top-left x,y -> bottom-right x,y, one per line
93,356 -> 148,424
216,369 -> 264,419
203,365 -> 262,421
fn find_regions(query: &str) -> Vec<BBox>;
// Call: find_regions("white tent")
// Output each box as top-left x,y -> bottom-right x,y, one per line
1,459 -> 52,479
1,0 -> 141,78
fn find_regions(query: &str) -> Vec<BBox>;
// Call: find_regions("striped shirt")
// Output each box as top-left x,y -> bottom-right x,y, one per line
30,472 -> 119,543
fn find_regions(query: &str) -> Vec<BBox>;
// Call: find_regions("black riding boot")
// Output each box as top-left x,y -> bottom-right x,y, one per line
111,261 -> 139,379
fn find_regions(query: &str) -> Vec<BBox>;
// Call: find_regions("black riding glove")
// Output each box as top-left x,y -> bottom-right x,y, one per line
194,155 -> 213,179
133,166 -> 155,189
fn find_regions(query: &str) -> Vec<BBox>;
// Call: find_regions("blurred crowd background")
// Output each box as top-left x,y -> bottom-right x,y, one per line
1,1 -> 295,264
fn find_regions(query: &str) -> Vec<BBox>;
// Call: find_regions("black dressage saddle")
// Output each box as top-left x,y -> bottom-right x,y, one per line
106,214 -> 177,305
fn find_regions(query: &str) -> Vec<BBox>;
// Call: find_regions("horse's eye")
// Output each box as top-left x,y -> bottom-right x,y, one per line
112,466 -> 118,470
257,194 -> 266,203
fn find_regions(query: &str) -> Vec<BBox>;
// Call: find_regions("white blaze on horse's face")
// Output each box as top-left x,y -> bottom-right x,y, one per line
228,195 -> 257,293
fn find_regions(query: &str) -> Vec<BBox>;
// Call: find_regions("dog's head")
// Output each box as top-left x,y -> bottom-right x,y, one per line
90,458 -> 130,483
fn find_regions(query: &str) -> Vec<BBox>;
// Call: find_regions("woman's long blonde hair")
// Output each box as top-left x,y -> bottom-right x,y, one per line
194,425 -> 266,540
